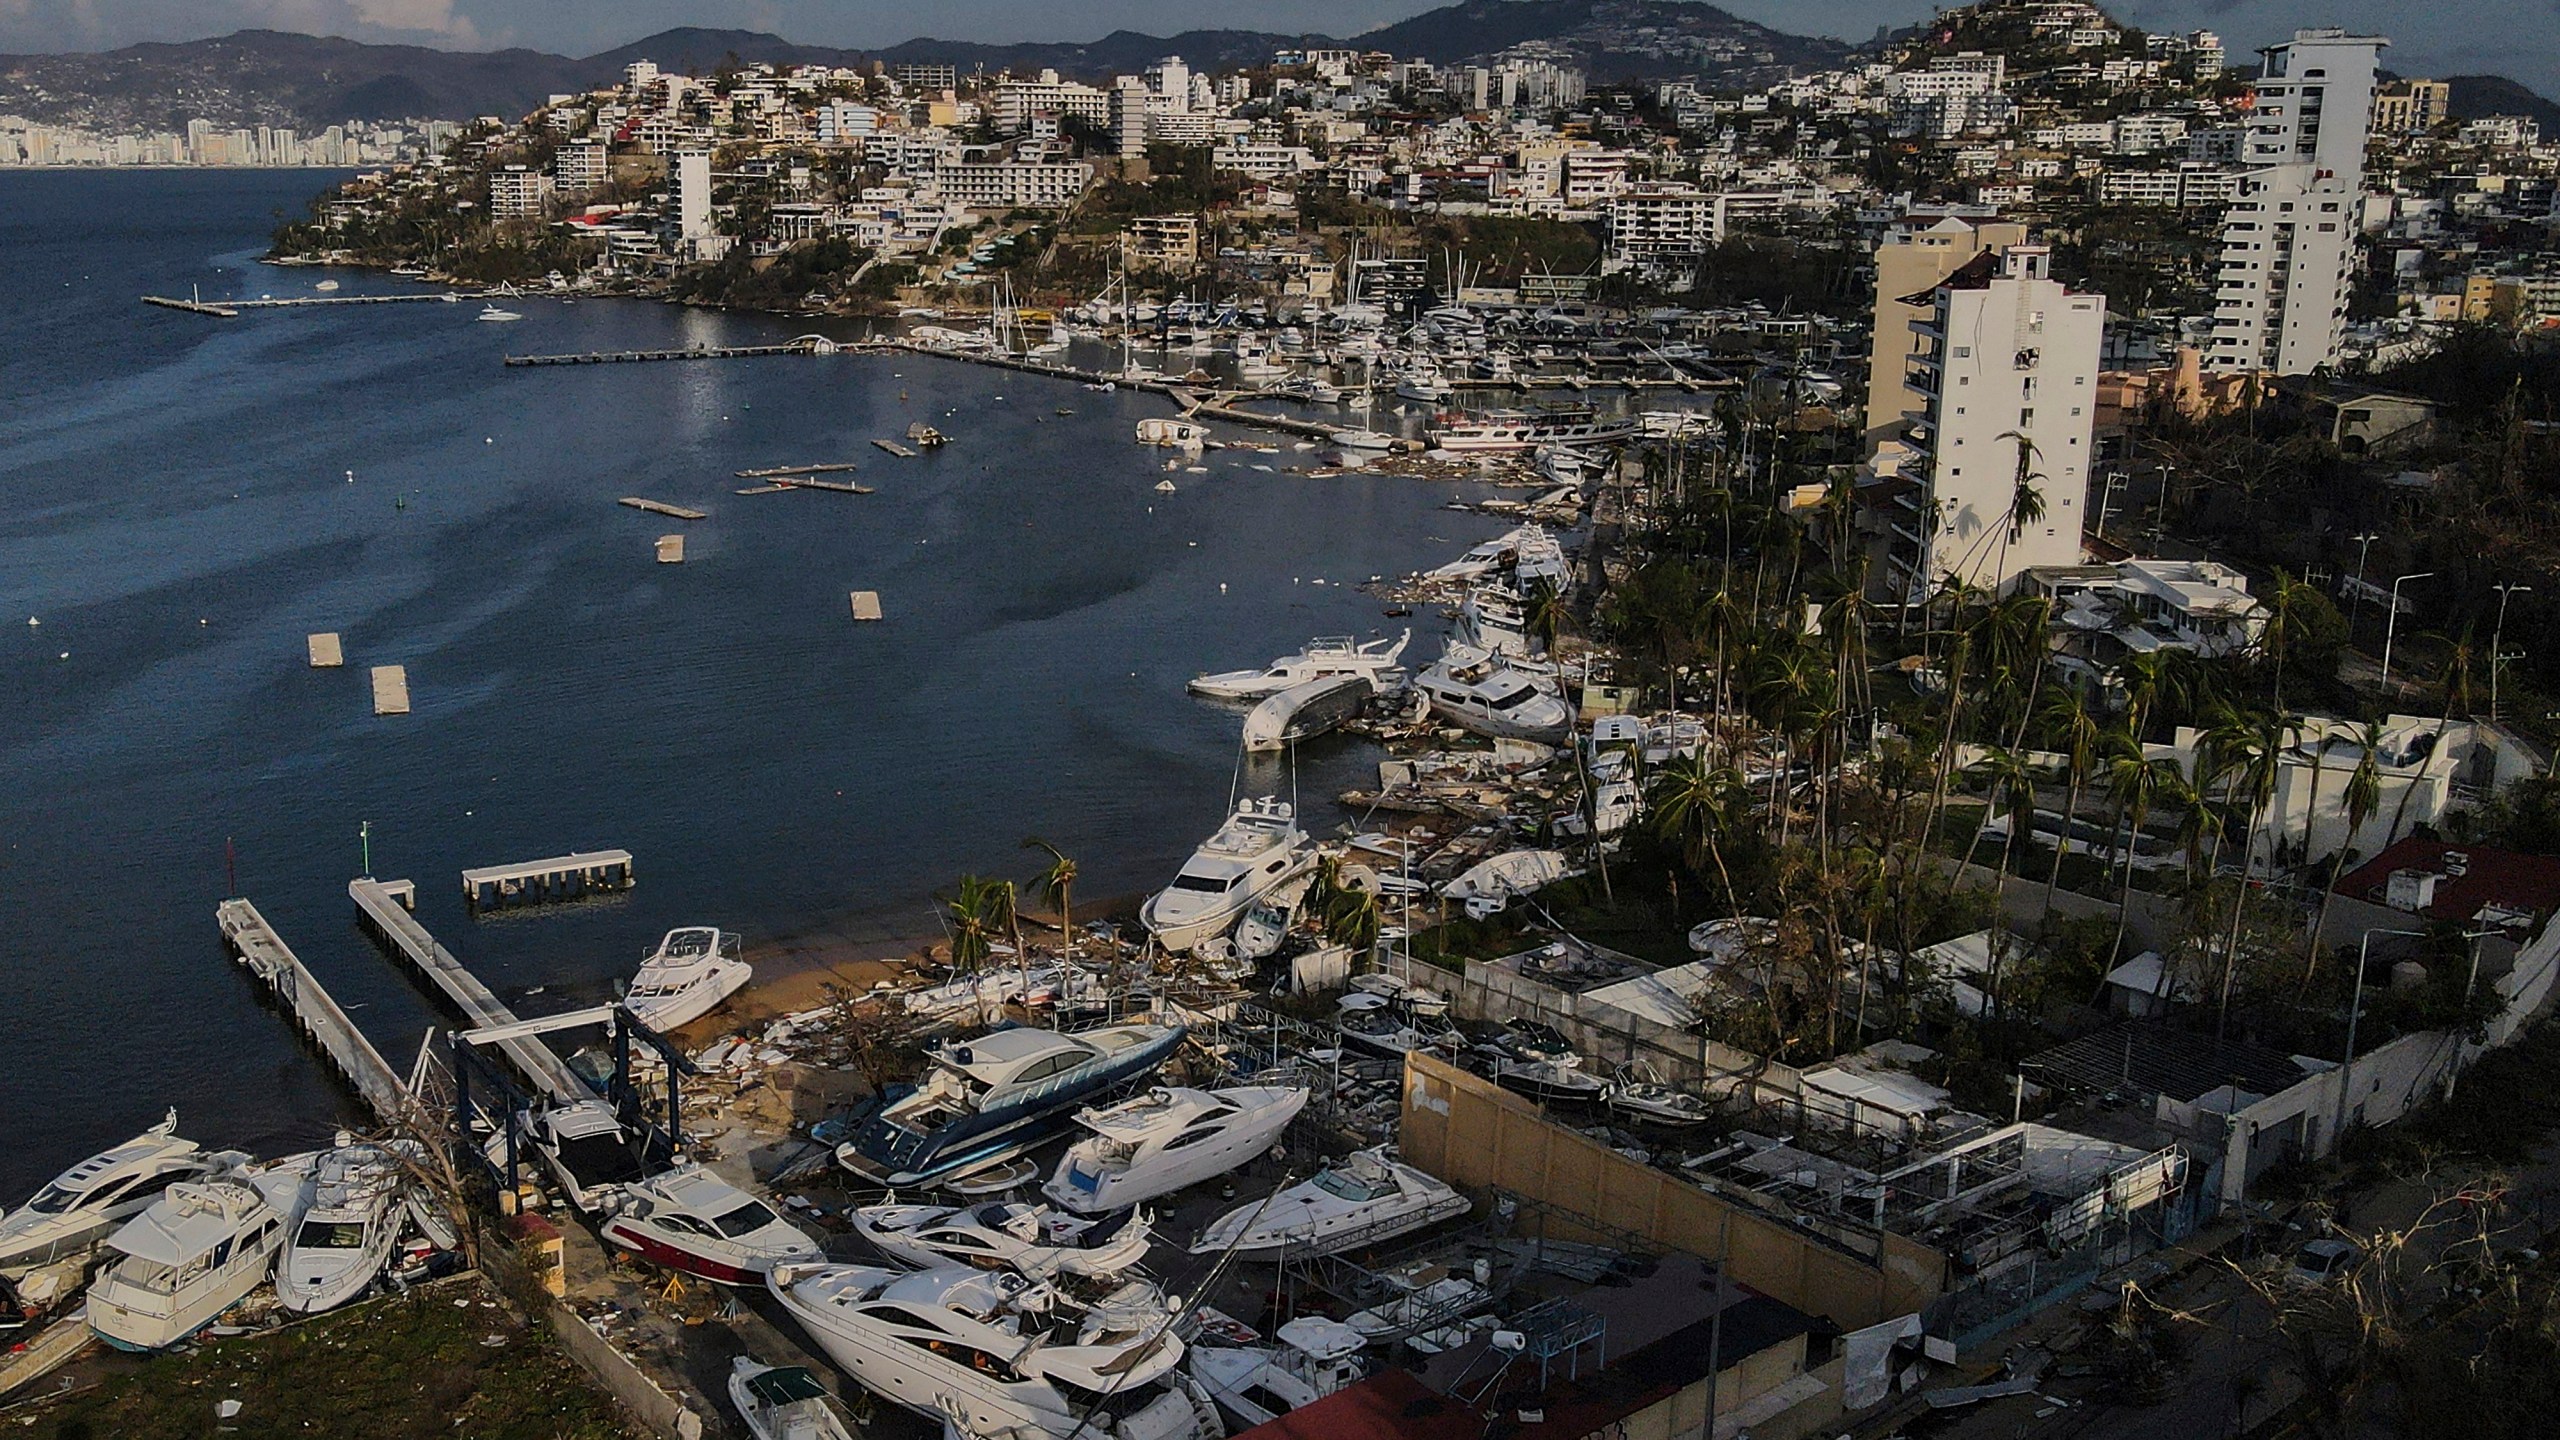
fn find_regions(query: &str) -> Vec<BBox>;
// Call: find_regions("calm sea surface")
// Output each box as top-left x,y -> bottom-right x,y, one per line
0,169 -> 1514,1197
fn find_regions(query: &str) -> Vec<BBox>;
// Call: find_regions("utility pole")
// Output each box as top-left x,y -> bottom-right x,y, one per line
2493,582 -> 2532,722
2380,571 -> 2433,692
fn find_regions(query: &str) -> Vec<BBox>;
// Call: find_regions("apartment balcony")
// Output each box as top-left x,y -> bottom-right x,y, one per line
1905,366 -> 1940,398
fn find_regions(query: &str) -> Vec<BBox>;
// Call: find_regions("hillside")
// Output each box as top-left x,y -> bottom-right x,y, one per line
2444,74 -> 2560,134
0,29 -> 583,131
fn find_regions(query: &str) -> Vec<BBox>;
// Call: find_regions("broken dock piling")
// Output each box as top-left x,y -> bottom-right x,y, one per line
460,850 -> 635,911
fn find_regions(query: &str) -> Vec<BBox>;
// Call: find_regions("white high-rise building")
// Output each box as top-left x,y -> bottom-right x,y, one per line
2204,30 -> 2385,375
672,150 -> 713,243
1893,245 -> 2104,600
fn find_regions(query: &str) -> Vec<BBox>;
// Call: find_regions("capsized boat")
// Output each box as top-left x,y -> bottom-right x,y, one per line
602,1164 -> 823,1284
1240,673 -> 1369,752
1413,645 -> 1573,743
1441,849 -> 1576,904
0,1110 -> 226,1273
88,1167 -> 312,1352
837,1023 -> 1186,1187
279,1136 -> 416,1314
624,926 -> 753,1032
1188,631 -> 1409,701
1230,876 -> 1310,963
1044,1085 -> 1308,1214
1189,1316 -> 1368,1429
1190,1148 -> 1468,1259
1139,798 -> 1317,954
850,1200 -> 1151,1278
729,1357 -> 858,1440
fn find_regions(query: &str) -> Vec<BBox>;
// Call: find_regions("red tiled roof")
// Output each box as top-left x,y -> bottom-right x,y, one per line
2331,838 -> 2560,930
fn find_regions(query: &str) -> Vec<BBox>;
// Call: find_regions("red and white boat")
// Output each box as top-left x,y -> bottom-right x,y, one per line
600,1165 -> 822,1285
1432,407 -> 1638,453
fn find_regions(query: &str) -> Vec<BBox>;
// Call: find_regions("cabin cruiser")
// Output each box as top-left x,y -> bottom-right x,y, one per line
1393,358 -> 1453,403
1513,525 -> 1570,591
1413,645 -> 1573,743
1441,849 -> 1576,905
601,1164 -> 822,1285
1192,1148 -> 1467,1259
1335,993 -> 1462,1058
1240,673 -> 1368,752
1189,1317 -> 1367,1429
1455,585 -> 1532,657
476,304 -> 521,322
1188,631 -> 1409,701
1046,1086 -> 1308,1214
851,1200 -> 1151,1279
515,1098 -> 674,1214
0,1111 -> 228,1273
1426,525 -> 1532,581
1432,407 -> 1638,453
624,926 -> 753,1032
1230,877 -> 1308,962
279,1137 -> 417,1314
729,1357 -> 858,1440
1606,1063 -> 1716,1129
765,1263 -> 1213,1440
1344,1274 -> 1495,1342
1140,799 -> 1317,954
88,1167 -> 312,1351
838,1023 -> 1186,1187
1490,1055 -> 1607,1103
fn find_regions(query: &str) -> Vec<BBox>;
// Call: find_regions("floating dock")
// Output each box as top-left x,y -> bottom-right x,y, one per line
771,477 -> 873,495
218,896 -> 410,1123
849,591 -> 883,621
460,850 -> 635,910
308,632 -> 344,668
736,462 -> 860,478
870,439 -> 918,457
503,340 -> 839,367
352,876 -> 588,1103
619,497 -> 706,520
655,534 -> 685,563
371,664 -> 411,715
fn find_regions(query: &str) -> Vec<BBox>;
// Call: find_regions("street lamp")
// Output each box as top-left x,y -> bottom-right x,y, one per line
2346,532 -> 2380,635
2493,582 -> 2533,722
2378,571 -> 2433,692
2336,926 -> 2429,1147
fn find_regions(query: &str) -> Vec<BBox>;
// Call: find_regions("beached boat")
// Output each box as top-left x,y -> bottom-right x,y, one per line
0,1111 -> 228,1273
278,1137 -> 415,1314
1190,1148 -> 1468,1259
624,926 -> 753,1032
1335,993 -> 1462,1058
1230,876 -> 1309,962
601,1164 -> 823,1285
1139,798 -> 1317,954
1441,849 -> 1576,904
1189,1317 -> 1368,1429
1044,1085 -> 1308,1214
729,1357 -> 858,1440
851,1200 -> 1151,1279
88,1167 -> 312,1352
518,1098 -> 673,1214
1605,1062 -> 1716,1129
1413,645 -> 1573,743
1432,407 -> 1638,453
1343,1274 -> 1495,1342
1188,631 -> 1409,701
837,1023 -> 1186,1187
1490,1056 -> 1608,1103
1455,585 -> 1531,657
1240,673 -> 1369,752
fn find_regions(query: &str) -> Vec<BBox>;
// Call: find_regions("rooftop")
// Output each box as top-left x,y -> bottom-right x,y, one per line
2333,838 -> 2560,932
2021,1021 -> 2308,1104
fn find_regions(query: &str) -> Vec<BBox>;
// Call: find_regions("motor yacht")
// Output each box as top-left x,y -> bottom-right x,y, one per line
278,1136 -> 415,1314
851,1200 -> 1151,1279
1190,1148 -> 1468,1259
476,304 -> 522,322
1512,525 -> 1570,591
624,926 -> 753,1032
88,1167 -> 312,1352
1240,673 -> 1369,752
1424,523 -> 1539,581
0,1110 -> 226,1273
837,1023 -> 1186,1187
517,1098 -> 673,1213
1229,877 -> 1309,962
1045,1085 -> 1308,1214
765,1263 -> 1214,1440
1413,645 -> 1573,743
729,1357 -> 858,1440
1432,407 -> 1637,453
1455,585 -> 1532,657
601,1164 -> 823,1285
1188,631 -> 1409,701
1188,1317 -> 1367,1429
1139,799 -> 1317,954
1440,849 -> 1575,904
1393,358 -> 1453,403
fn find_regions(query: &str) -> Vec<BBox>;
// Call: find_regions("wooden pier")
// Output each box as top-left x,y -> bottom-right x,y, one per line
870,439 -> 918,457
460,850 -> 635,910
142,292 -> 463,316
351,876 -> 587,1103
770,476 -> 873,495
503,340 -> 835,367
619,497 -> 706,520
371,664 -> 411,716
218,897 -> 411,1123
141,294 -> 239,318
736,462 -> 859,478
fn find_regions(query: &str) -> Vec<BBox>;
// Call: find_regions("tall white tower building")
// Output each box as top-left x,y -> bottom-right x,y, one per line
2204,30 -> 2385,376
672,150 -> 713,247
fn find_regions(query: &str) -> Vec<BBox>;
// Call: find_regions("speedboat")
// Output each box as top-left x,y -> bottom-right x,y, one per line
1441,849 -> 1576,904
765,1263 -> 1210,1440
850,1200 -> 1151,1279
1240,673 -> 1369,752
88,1167 -> 313,1352
837,1023 -> 1186,1187
279,1136 -> 414,1313
518,1098 -> 672,1213
729,1357 -> 857,1440
1606,1063 -> 1716,1129
1413,645 -> 1573,743
624,926 -> 752,1032
601,1164 -> 822,1284
1335,993 -> 1461,1058
0,1110 -> 227,1272
1343,1274 -> 1494,1343
1139,798 -> 1317,954
1230,877 -> 1309,962
1189,1316 -> 1367,1428
476,304 -> 522,322
1190,1148 -> 1468,1259
1188,631 -> 1409,701
1044,1086 -> 1308,1214
1490,1056 -> 1607,1103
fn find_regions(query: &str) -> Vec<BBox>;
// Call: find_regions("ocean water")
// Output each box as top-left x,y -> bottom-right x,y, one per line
0,170 -> 1512,1196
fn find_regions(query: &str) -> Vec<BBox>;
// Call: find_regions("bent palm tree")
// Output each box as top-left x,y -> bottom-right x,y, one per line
1022,837 -> 1079,960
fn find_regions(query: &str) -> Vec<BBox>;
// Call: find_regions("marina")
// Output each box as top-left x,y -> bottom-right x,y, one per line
349,875 -> 589,1103
215,898 -> 411,1124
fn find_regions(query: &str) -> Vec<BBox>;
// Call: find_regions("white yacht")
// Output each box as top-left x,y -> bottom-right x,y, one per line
1441,849 -> 1575,903
1455,585 -> 1532,657
1425,524 -> 1538,581
729,1357 -> 858,1440
88,1168 -> 312,1352
1189,1317 -> 1367,1429
1432,407 -> 1638,453
0,1110 -> 226,1272
1045,1086 -> 1309,1214
1513,525 -> 1570,591
838,1024 -> 1187,1188
1393,357 -> 1453,402
1605,1062 -> 1716,1129
475,304 -> 522,322
765,1263 -> 1214,1440
1139,798 -> 1318,954
601,1164 -> 823,1285
1344,1274 -> 1495,1342
1240,673 -> 1369,752
1190,1148 -> 1468,1259
1229,876 -> 1308,962
624,926 -> 753,1032
851,1200 -> 1151,1279
1188,630 -> 1409,701
279,1137 -> 413,1314
1413,645 -> 1574,743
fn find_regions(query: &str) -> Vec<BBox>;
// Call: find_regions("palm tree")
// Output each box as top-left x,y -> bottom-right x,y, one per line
2104,752 -> 2184,968
1649,753 -> 1747,913
2207,710 -> 2287,1041
1022,837 -> 1078,960
944,874 -> 1005,975
2040,689 -> 2109,910
2257,571 -> 2317,713
1967,747 -> 2042,1015
2302,723 -> 2386,991
1524,578 -> 1569,656
1994,430 -> 2047,585
2116,650 -> 2176,743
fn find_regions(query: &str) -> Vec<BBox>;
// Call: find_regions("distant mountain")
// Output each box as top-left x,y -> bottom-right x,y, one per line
0,29 -> 585,131
2444,74 -> 2560,134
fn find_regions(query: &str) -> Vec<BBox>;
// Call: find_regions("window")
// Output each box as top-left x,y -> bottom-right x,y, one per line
707,1200 -> 781,1239
1953,345 -> 1972,358
297,1220 -> 369,1250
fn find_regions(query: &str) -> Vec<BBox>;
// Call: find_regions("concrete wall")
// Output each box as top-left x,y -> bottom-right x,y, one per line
1400,1050 -> 1948,1330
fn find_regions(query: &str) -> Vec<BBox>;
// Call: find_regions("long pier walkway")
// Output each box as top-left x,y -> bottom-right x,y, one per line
216,896 -> 411,1124
144,292 -> 464,315
350,876 -> 588,1104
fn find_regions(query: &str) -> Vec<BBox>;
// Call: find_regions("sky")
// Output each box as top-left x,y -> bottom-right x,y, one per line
0,0 -> 2552,95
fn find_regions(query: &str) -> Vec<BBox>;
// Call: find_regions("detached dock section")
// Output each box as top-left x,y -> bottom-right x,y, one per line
620,497 -> 706,520
461,850 -> 634,910
218,897 -> 410,1123
352,877 -> 586,1103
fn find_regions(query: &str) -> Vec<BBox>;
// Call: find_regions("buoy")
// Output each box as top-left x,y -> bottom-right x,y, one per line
26,617 -> 37,627
1219,582 -> 1228,593
199,618 -> 208,626
484,437 -> 493,444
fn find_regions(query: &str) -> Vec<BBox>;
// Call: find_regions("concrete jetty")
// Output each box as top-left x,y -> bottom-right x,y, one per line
218,897 -> 410,1123
460,850 -> 635,910
351,876 -> 588,1103
619,497 -> 706,520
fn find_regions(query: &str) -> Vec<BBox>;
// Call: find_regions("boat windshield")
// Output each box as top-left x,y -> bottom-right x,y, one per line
706,1199 -> 781,1239
1310,1169 -> 1391,1203
1171,873 -> 1237,894
296,1220 -> 369,1250
22,1182 -> 82,1215
1486,685 -> 1541,711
